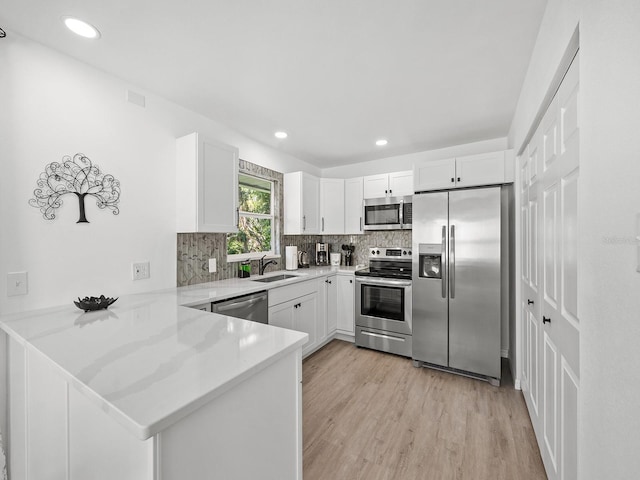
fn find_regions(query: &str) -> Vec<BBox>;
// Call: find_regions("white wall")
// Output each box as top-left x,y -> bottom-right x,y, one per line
0,32 -> 316,316
509,0 -> 640,477
320,137 -> 508,178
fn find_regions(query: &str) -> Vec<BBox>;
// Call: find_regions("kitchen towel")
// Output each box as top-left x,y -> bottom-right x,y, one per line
285,245 -> 298,270
0,427 -> 6,480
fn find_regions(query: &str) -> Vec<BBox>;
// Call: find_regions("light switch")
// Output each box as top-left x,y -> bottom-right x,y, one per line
209,258 -> 217,273
7,271 -> 28,296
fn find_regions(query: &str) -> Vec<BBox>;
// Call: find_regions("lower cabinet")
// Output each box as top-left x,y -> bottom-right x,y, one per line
270,293 -> 319,357
325,275 -> 338,334
269,273 -> 354,357
337,274 -> 355,335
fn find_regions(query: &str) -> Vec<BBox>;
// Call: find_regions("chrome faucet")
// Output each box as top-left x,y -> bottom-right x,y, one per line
259,255 -> 278,275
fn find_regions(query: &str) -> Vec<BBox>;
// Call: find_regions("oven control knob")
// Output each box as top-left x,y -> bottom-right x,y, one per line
371,250 -> 375,255
376,250 -> 380,254
408,250 -> 412,255
403,250 -> 407,255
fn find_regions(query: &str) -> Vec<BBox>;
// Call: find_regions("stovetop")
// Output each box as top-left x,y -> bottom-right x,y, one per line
355,246 -> 412,280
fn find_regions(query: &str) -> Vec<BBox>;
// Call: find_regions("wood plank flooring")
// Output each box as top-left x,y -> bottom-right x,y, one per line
302,340 -> 546,480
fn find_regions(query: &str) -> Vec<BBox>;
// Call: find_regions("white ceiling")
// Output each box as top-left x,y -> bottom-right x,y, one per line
0,0 -> 547,168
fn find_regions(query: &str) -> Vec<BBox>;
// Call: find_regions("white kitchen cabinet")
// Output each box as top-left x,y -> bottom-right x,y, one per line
269,279 -> 322,356
336,273 -> 355,335
269,294 -> 318,356
320,178 -> 345,234
176,132 -> 238,233
455,151 -> 506,187
388,170 -> 414,196
414,150 -> 512,192
414,158 -> 457,191
344,177 -> 364,233
284,172 -> 320,234
325,275 -> 338,334
363,171 -> 413,199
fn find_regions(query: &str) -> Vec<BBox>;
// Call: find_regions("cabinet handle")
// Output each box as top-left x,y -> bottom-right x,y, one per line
322,217 -> 325,232
457,177 -> 461,182
543,316 -> 551,324
350,279 -> 353,284
236,207 -> 240,227
451,177 -> 455,183
385,189 -> 388,194
303,215 -> 306,231
527,299 -> 534,305
327,280 -> 332,284
389,189 -> 392,195
360,216 -> 363,231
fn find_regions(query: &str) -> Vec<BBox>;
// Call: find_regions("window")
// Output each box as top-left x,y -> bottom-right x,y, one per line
227,174 -> 274,260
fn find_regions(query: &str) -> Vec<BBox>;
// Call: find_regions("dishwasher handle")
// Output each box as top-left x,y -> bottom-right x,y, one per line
214,296 -> 263,312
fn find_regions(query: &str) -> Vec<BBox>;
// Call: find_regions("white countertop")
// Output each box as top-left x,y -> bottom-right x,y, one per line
0,266 -> 360,440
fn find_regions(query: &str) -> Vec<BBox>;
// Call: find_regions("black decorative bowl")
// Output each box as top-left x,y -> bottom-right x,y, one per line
74,295 -> 118,312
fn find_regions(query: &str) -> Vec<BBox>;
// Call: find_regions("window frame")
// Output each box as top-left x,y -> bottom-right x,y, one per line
226,173 -> 277,262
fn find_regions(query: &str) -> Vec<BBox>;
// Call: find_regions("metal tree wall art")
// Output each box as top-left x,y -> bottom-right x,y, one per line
29,154 -> 121,223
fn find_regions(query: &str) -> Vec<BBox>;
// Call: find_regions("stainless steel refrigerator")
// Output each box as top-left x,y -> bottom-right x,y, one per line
412,186 -> 507,385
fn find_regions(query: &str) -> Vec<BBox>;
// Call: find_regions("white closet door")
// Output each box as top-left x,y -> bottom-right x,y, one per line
520,53 -> 580,480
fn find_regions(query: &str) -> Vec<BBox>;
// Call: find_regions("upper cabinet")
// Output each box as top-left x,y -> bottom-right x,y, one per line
363,170 -> 413,199
320,178 -> 345,234
284,172 -> 321,234
414,150 -> 514,192
344,177 -> 364,234
176,132 -> 239,233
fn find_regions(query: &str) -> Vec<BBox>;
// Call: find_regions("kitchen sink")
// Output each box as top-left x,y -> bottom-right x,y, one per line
252,274 -> 299,283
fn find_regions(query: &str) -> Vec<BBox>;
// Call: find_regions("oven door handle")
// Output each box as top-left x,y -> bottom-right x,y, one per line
355,277 -> 412,287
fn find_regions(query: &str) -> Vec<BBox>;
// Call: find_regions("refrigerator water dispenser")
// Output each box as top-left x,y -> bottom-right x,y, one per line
418,243 -> 442,279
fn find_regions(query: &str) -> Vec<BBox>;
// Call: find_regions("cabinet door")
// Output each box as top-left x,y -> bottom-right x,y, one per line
388,171 -> 413,197
455,151 -> 506,187
363,174 -> 389,199
414,158 -> 456,192
302,173 -> 320,234
176,133 -> 239,232
268,302 -> 295,330
296,293 -> 318,356
320,178 -> 345,234
326,275 -> 338,334
336,274 -> 355,334
344,177 -> 364,233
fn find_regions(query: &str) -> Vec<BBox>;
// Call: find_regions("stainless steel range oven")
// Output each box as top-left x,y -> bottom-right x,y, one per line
355,247 -> 412,357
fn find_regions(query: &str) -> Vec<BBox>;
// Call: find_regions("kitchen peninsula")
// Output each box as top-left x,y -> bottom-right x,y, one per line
0,277 -> 314,480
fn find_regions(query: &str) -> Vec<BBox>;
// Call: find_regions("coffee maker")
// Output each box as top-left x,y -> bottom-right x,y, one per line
315,243 -> 329,265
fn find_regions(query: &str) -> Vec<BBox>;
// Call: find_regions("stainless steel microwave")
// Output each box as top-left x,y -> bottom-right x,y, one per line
363,196 -> 412,230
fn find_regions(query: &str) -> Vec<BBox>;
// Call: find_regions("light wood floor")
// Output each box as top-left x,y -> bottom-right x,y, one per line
302,340 -> 546,480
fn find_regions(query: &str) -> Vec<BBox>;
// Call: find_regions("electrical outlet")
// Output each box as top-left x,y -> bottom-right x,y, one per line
209,258 -> 217,273
132,262 -> 150,280
7,272 -> 28,296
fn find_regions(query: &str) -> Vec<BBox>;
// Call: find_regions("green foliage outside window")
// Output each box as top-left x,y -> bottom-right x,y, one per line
227,174 -> 273,256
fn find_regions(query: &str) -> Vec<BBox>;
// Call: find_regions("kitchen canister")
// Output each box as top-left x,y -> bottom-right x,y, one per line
285,245 -> 298,270
330,252 -> 341,266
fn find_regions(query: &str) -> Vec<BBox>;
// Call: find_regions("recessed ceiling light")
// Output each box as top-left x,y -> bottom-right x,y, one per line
63,17 -> 101,39
274,131 -> 288,139
376,139 -> 388,146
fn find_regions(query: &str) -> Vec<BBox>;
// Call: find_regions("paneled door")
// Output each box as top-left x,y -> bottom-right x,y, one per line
521,126 -> 542,439
520,53 -> 580,480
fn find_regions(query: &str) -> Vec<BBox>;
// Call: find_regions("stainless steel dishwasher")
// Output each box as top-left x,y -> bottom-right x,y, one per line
211,290 -> 268,324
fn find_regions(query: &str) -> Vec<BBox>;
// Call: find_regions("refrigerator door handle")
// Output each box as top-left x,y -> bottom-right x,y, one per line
441,225 -> 447,298
450,224 -> 455,299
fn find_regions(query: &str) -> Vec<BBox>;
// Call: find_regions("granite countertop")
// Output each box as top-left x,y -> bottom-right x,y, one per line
0,266 -> 361,441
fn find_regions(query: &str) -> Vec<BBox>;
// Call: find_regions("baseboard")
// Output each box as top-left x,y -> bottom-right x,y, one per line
334,332 -> 355,343
514,378 -> 521,390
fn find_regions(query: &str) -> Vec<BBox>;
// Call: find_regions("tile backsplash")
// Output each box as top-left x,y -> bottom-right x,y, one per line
177,230 -> 412,287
